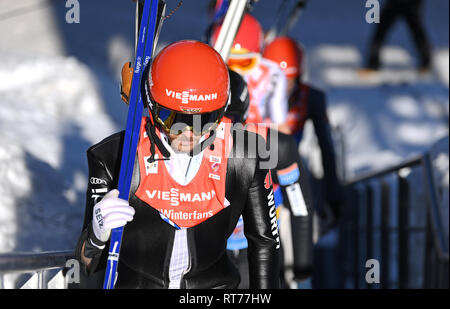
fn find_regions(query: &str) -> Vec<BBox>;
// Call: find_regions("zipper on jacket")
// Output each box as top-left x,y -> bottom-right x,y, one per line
180,229 -> 192,289
163,228 -> 176,289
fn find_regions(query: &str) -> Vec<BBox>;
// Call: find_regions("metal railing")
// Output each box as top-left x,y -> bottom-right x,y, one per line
339,151 -> 449,289
0,250 -> 74,289
0,132 -> 447,289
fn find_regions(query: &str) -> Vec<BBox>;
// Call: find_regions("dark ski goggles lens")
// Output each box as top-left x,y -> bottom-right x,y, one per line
153,103 -> 225,135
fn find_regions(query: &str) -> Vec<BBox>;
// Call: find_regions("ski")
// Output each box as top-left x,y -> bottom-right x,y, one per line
103,0 -> 166,289
278,0 -> 306,37
134,1 -> 144,55
213,0 -> 256,61
264,0 -> 307,45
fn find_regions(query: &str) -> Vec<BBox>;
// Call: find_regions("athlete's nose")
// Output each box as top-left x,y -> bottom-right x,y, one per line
180,128 -> 194,139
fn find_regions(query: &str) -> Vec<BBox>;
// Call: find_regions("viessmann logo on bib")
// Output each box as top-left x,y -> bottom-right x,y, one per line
145,188 -> 216,206
165,89 -> 218,104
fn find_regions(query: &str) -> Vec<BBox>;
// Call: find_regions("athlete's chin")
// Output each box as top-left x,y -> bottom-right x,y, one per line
173,141 -> 196,153
177,144 -> 194,153
169,133 -> 202,153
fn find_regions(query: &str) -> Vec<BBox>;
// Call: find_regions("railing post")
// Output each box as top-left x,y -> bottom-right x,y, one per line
398,170 -> 410,289
352,187 -> 359,289
423,203 -> 433,288
380,177 -> 390,289
37,270 -> 47,289
386,173 -> 400,289
421,153 -> 449,289
365,182 -> 373,289
356,184 -> 366,288
440,258 -> 449,288
342,185 -> 359,288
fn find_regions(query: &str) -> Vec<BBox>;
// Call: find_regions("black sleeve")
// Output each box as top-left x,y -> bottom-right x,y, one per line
74,132 -> 124,276
270,129 -> 314,280
271,130 -> 313,214
241,132 -> 281,289
308,88 -> 344,216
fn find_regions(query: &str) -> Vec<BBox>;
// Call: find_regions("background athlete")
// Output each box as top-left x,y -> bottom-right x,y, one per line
263,37 -> 344,222
211,13 -> 291,134
225,67 -> 313,289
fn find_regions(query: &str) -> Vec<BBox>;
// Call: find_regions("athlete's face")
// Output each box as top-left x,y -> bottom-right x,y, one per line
287,77 -> 296,95
168,129 -> 202,153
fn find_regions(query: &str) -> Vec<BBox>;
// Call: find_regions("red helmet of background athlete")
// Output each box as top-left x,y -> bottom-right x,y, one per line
263,37 -> 304,79
212,13 -> 263,55
148,40 -> 230,135
211,14 -> 263,73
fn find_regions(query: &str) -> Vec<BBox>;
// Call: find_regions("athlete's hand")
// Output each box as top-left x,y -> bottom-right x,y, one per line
91,189 -> 135,244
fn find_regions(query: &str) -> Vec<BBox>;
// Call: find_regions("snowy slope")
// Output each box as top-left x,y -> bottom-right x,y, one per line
0,54 -> 117,253
0,0 -> 448,256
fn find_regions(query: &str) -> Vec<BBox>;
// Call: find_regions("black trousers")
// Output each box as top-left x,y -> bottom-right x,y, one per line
367,0 -> 431,69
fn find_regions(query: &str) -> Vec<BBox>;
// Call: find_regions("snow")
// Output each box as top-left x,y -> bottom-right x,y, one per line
0,0 -> 447,268
0,53 -> 118,254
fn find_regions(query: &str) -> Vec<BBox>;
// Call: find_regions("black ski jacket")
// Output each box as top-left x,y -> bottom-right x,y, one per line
75,127 -> 280,289
269,129 -> 313,281
289,83 -> 343,216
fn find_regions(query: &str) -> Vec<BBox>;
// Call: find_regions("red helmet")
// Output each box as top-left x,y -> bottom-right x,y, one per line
212,13 -> 263,55
263,37 -> 304,79
148,40 -> 230,135
211,14 -> 263,73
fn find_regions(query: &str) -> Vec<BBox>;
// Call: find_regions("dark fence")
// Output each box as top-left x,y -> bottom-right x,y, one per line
0,250 -> 74,288
339,151 -> 449,289
0,133 -> 448,289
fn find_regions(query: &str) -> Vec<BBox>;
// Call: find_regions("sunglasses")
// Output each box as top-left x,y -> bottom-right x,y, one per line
227,52 -> 261,73
151,101 -> 227,136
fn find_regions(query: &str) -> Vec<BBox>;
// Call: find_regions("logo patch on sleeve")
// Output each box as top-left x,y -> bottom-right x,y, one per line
276,163 -> 300,186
